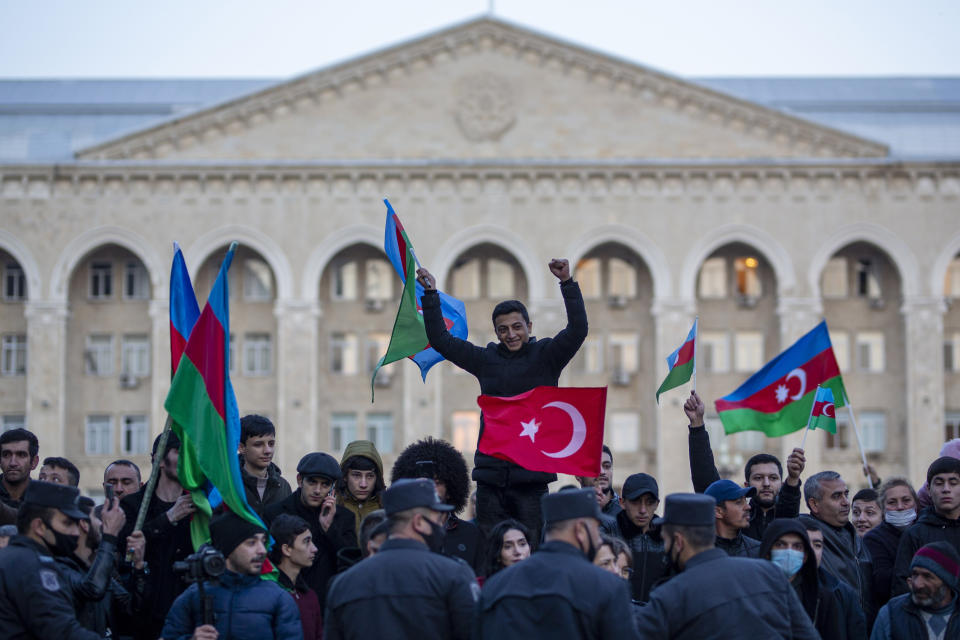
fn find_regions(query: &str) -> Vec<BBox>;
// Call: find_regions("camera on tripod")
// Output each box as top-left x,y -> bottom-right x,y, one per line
173,544 -> 226,584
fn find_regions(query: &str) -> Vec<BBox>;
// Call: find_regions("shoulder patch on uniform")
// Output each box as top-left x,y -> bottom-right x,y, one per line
40,568 -> 60,592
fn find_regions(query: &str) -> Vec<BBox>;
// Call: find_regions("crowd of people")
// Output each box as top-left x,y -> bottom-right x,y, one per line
0,257 -> 958,639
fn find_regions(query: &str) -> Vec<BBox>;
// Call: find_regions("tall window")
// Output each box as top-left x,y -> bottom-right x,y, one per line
946,412 -> 960,441
3,263 -> 26,301
1,334 -> 26,376
832,332 -> 850,372
366,412 -> 394,453
89,262 -> 113,299
85,334 -> 114,375
577,336 -> 604,374
487,259 -> 515,299
451,259 -> 481,299
85,415 -> 113,455
243,259 -> 273,301
734,257 -> 761,298
856,259 -> 882,300
365,260 -> 393,301
331,413 -> 357,451
121,334 -> 150,377
610,411 -> 640,452
945,258 -> 960,298
576,258 -> 601,299
733,331 -> 763,373
331,332 -> 358,375
242,333 -> 272,376
2,414 -> 25,432
609,332 -> 638,375
856,332 -> 885,372
333,261 -> 358,300
826,416 -> 851,450
123,262 -> 149,299
608,258 -> 637,299
122,415 -> 149,455
822,257 -> 848,298
451,411 -> 480,454
698,258 -> 727,298
860,411 -> 886,453
700,331 -> 730,373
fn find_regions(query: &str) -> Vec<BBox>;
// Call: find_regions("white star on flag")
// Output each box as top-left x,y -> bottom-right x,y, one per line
775,384 -> 789,403
519,418 -> 540,442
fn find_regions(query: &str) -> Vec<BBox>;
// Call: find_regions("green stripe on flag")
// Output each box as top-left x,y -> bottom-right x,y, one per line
656,359 -> 694,403
719,375 -> 846,438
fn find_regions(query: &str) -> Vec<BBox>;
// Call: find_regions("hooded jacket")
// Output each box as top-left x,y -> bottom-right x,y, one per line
422,280 -> 587,488
613,509 -> 667,603
891,505 -> 960,597
239,457 -> 292,519
336,440 -> 385,534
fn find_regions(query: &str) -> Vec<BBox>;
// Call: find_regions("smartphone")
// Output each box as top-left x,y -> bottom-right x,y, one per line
104,484 -> 115,504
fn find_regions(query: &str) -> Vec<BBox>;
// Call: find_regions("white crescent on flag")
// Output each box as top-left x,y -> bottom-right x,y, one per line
786,368 -> 807,401
823,403 -> 835,418
540,401 -> 587,459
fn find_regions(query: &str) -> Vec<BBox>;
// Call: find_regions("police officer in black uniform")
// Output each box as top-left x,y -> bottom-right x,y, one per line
0,481 -> 102,639
478,487 -> 639,640
323,478 -> 479,640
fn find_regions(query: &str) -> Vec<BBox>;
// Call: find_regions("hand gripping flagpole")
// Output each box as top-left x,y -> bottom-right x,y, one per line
126,413 -> 174,562
843,391 -> 873,489
800,385 -> 821,451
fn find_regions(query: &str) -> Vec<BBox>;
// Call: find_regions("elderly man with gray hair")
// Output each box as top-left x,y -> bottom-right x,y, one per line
798,470 -> 875,626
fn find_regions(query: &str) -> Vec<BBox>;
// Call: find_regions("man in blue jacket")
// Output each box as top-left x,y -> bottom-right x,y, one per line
161,512 -> 302,640
417,258 -> 587,542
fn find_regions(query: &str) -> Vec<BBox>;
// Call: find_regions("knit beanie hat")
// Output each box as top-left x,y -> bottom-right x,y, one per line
927,456 -> 960,485
209,512 -> 266,558
911,542 -> 960,594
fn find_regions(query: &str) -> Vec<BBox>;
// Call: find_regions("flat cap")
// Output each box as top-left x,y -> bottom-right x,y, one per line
541,487 -> 602,525
653,493 -> 716,528
297,452 -> 341,480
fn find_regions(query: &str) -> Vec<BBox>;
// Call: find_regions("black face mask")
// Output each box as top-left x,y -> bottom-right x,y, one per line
421,517 -> 446,553
580,522 -> 599,562
42,520 -> 79,557
662,537 -> 681,576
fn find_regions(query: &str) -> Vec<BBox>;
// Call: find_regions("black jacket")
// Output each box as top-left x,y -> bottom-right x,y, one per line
0,536 -> 102,640
688,426 -> 802,540
263,488 -> 357,610
863,520 -> 904,608
635,548 -> 820,640
444,515 -> 484,574
891,506 -> 960,596
612,510 -> 666,603
422,279 -> 588,488
873,592 -> 960,639
117,486 -> 193,640
819,568 -> 868,640
798,514 -> 875,626
239,458 -> 292,519
716,531 -> 761,558
478,540 -> 637,640
0,475 -> 27,510
324,538 -> 477,640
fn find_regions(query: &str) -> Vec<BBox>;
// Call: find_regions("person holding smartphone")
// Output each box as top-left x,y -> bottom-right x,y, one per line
264,452 -> 356,611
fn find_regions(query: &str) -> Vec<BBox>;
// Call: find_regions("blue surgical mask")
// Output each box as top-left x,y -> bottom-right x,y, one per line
771,549 -> 805,578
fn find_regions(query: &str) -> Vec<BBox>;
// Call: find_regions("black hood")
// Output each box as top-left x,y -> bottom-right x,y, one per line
759,518 -> 820,616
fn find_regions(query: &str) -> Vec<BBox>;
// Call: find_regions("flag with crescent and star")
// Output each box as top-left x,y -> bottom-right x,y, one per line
715,320 -> 847,437
808,386 -> 838,433
477,386 -> 607,477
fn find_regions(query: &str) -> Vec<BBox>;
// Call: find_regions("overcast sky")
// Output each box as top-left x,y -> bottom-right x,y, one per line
2,0 -> 958,79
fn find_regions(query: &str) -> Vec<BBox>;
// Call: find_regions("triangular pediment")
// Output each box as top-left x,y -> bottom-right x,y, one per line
77,18 -> 887,161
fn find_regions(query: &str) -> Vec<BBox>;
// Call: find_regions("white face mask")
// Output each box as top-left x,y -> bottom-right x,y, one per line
884,508 -> 917,529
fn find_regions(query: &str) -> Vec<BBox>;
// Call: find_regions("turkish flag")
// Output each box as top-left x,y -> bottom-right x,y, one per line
477,386 -> 607,477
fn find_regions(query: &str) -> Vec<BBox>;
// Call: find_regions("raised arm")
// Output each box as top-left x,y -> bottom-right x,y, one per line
540,258 -> 588,370
685,391 -> 721,493
416,268 -> 486,375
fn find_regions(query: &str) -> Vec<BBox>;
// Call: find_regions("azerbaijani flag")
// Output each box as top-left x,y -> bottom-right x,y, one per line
656,318 -> 697,404
382,199 -> 468,380
808,386 -> 838,433
170,242 -> 200,374
165,242 -> 265,548
716,320 -> 847,437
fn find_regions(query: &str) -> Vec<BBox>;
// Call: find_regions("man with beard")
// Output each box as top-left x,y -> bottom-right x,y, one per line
117,432 -> 194,640
324,478 -> 478,640
704,479 -> 761,557
872,542 -> 960,639
162,512 -> 302,640
0,428 -> 39,508
264,452 -> 356,610
0,481 -> 101,639
684,392 -> 804,539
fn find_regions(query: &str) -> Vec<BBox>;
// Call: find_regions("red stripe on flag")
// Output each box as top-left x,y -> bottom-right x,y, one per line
716,349 -> 840,414
170,321 -> 189,374
811,400 -> 835,418
183,306 -> 227,420
673,339 -> 695,369
393,215 -> 409,278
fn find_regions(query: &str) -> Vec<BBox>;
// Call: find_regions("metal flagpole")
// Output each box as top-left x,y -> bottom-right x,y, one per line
800,384 -> 821,451
692,316 -> 699,392
843,391 -> 874,489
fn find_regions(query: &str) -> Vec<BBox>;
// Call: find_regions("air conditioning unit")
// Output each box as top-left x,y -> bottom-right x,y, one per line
365,299 -> 385,313
736,294 -> 759,309
611,370 -> 632,386
374,370 -> 393,388
868,297 -> 886,310
119,373 -> 140,389
608,295 -> 628,309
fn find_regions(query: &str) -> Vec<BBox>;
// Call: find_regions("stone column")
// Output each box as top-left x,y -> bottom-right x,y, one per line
776,297 -> 825,481
902,296 -> 946,482
24,300 -> 69,456
148,298 -> 169,441
652,297 -> 697,497
274,300 -> 320,472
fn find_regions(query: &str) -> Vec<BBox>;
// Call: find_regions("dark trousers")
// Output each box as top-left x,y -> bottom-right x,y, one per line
476,482 -> 548,547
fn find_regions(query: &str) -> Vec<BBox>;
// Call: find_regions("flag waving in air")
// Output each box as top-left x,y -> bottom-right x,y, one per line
169,242 -> 200,374
656,318 -> 697,404
808,385 -> 837,434
165,242 -> 265,548
382,199 -> 468,380
716,320 -> 847,437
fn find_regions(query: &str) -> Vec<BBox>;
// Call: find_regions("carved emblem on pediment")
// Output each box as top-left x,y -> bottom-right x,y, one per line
455,73 -> 516,142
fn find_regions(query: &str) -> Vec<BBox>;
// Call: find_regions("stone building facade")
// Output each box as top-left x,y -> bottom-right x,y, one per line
2,18 -> 959,498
